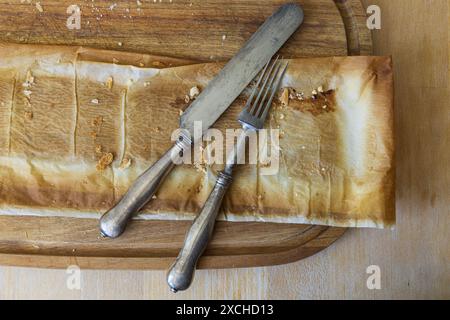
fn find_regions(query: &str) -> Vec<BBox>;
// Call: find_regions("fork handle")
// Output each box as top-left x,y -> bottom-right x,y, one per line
99,141 -> 186,238
167,171 -> 232,292
167,128 -> 251,292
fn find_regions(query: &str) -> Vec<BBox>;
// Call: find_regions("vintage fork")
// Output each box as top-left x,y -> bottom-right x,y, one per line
167,56 -> 288,292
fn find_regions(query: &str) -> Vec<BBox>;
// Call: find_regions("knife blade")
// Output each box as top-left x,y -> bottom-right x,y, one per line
99,3 -> 304,238
181,3 -> 303,138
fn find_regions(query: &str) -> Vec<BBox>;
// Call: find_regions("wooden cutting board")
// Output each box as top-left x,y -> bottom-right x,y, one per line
0,0 -> 372,269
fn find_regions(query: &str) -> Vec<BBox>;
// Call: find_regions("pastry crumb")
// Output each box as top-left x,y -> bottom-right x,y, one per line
179,108 -> 184,116
112,58 -> 119,64
92,116 -> 103,127
91,98 -> 99,104
105,76 -> 113,89
280,88 -> 289,106
35,2 -> 43,12
189,86 -> 200,99
24,111 -> 33,120
296,92 -> 305,100
119,157 -> 132,170
184,95 -> 190,104
24,98 -> 32,108
193,144 -> 207,174
96,153 -> 114,171
23,70 -> 34,87
23,89 -> 32,98
95,144 -> 102,154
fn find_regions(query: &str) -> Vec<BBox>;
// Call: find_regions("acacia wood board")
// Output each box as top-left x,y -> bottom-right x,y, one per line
0,0 -> 371,269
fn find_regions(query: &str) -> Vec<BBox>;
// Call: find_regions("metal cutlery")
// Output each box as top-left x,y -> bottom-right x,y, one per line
167,56 -> 288,292
99,3 -> 303,238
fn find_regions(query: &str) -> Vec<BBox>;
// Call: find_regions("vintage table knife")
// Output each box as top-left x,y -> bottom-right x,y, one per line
167,57 -> 288,292
99,3 -> 304,238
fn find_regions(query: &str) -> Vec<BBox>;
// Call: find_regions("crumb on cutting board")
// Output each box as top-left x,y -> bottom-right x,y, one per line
23,70 -> 34,88
35,2 -> 43,13
152,61 -> 164,67
23,89 -> 32,99
24,111 -> 33,120
105,76 -> 113,89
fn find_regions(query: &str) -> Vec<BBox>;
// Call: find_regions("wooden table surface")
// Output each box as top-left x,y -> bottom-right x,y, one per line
0,0 -> 449,299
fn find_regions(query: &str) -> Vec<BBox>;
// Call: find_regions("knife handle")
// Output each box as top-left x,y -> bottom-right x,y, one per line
99,138 -> 188,238
167,171 -> 232,292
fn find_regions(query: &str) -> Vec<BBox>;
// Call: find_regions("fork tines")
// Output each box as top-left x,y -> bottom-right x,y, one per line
239,56 -> 288,129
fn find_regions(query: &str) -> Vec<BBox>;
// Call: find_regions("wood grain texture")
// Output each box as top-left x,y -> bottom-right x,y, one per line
0,0 -> 370,269
0,0 -> 449,299
0,216 -> 346,269
0,0 -> 371,61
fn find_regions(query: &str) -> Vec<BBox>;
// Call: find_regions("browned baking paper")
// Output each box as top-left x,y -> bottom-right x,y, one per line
0,43 -> 395,228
